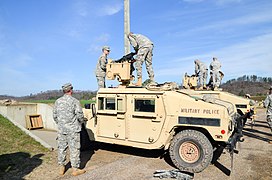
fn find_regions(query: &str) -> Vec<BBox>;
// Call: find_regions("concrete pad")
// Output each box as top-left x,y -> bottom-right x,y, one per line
31,129 -> 58,150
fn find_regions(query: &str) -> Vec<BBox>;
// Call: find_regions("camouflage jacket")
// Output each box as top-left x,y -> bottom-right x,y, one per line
210,59 -> 221,71
195,61 -> 207,74
264,94 -> 272,115
53,94 -> 84,134
128,34 -> 153,51
95,54 -> 107,77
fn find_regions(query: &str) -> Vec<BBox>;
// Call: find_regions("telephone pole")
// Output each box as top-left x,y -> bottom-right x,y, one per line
124,0 -> 130,54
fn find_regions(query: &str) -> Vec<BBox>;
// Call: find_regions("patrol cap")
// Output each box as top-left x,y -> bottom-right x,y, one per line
245,94 -> 251,98
62,83 -> 73,92
102,46 -> 110,51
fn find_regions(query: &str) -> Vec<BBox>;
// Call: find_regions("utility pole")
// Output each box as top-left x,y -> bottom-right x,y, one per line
124,0 -> 130,54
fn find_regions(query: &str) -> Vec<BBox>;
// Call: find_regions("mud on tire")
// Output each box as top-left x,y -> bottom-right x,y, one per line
169,129 -> 213,173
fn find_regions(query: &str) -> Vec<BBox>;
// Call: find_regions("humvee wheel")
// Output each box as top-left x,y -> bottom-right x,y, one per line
169,130 -> 213,173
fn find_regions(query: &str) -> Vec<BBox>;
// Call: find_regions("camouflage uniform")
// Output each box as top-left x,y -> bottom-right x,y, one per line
195,60 -> 208,88
263,90 -> 272,132
127,33 -> 154,81
210,57 -> 221,88
53,89 -> 84,169
95,53 -> 107,88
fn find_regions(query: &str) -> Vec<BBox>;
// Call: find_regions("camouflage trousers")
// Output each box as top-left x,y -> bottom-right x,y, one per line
198,69 -> 208,87
96,76 -> 105,89
135,45 -> 154,81
212,70 -> 221,88
57,132 -> 81,168
267,115 -> 272,132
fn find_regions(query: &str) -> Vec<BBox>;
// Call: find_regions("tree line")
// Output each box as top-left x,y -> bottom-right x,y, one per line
221,75 -> 272,97
225,75 -> 272,84
0,90 -> 96,101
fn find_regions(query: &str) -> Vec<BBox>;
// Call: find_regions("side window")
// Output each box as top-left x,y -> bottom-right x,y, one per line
134,99 -> 155,112
98,97 -> 104,110
117,99 -> 123,111
105,98 -> 115,110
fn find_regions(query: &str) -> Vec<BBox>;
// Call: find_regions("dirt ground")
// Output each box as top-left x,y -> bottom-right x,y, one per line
22,108 -> 272,180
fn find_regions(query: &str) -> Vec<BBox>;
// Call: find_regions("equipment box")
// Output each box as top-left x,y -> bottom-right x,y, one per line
25,114 -> 43,130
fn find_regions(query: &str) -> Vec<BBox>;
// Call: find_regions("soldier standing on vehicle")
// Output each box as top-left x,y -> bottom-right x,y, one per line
95,46 -> 110,89
194,59 -> 208,90
53,83 -> 86,176
263,86 -> 272,144
127,32 -> 155,86
210,57 -> 222,90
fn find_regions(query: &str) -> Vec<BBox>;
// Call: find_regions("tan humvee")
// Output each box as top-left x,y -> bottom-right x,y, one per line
83,60 -> 244,173
181,75 -> 256,124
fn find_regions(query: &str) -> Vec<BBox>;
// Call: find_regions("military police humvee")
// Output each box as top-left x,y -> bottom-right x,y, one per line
82,60 -> 244,173
182,74 -> 256,125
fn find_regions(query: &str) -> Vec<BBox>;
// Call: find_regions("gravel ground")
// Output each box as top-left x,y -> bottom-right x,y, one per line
25,108 -> 272,180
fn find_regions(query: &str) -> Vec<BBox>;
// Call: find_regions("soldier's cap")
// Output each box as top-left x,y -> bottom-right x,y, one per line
269,86 -> 272,90
62,83 -> 73,91
102,46 -> 110,51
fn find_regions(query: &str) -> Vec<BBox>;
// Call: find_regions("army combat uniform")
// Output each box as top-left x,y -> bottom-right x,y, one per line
53,86 -> 85,170
95,53 -> 107,88
194,60 -> 208,89
210,57 -> 222,89
95,46 -> 110,89
127,33 -> 155,85
263,87 -> 272,133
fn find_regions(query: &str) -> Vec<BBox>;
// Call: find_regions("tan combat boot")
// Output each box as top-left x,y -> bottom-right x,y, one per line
198,86 -> 203,90
59,165 -> 65,175
136,77 -> 142,86
71,168 -> 86,176
213,86 -> 218,91
268,140 -> 272,144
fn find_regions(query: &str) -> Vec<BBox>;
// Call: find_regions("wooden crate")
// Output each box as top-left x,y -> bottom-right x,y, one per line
25,114 -> 43,130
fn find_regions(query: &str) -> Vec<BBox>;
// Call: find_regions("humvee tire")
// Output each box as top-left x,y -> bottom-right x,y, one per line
169,130 -> 213,173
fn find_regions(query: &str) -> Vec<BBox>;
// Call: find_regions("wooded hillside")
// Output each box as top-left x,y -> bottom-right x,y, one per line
221,75 -> 271,96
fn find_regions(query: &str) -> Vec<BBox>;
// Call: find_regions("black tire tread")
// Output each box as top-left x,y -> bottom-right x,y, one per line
169,129 -> 213,173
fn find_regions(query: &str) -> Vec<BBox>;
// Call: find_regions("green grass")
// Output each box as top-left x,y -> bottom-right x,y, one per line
0,115 -> 48,154
23,99 -> 56,104
252,96 -> 266,102
0,115 -> 51,179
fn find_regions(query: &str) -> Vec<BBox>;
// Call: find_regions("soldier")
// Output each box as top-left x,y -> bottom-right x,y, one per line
194,59 -> 208,90
53,83 -> 86,176
263,86 -> 272,144
95,46 -> 110,89
209,57 -> 222,90
127,32 -> 155,86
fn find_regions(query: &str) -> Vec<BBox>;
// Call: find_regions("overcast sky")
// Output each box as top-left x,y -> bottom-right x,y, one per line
0,0 -> 271,96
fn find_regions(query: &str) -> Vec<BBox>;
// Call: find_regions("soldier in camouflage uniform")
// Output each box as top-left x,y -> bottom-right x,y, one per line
53,83 -> 86,176
210,57 -> 222,90
127,32 -> 155,86
263,86 -> 272,144
194,59 -> 208,90
95,46 -> 110,89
